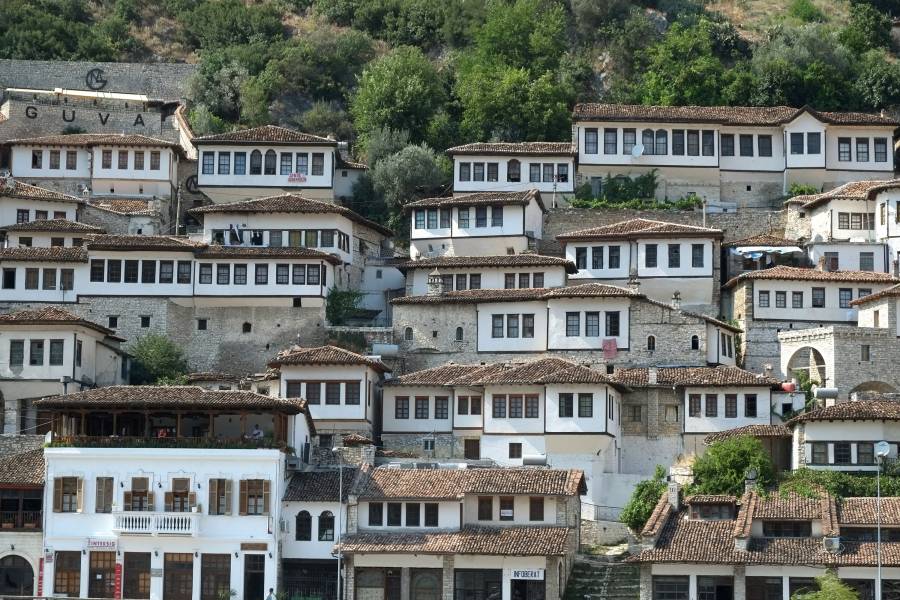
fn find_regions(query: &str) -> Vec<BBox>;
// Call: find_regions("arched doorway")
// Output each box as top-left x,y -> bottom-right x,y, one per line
785,347 -> 827,385
0,555 -> 34,595
411,569 -> 441,600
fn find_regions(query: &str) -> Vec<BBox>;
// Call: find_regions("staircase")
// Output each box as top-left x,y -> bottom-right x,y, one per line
564,555 -> 640,600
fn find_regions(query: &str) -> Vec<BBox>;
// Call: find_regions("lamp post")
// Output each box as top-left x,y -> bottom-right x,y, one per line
332,447 -> 344,600
875,440 -> 891,600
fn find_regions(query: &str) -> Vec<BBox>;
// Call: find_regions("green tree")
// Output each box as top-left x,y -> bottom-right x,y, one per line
187,52 -> 250,124
854,50 -> 900,110
363,127 -> 412,167
788,0 -> 826,22
474,0 -> 568,73
370,144 -> 450,234
180,0 -> 285,50
620,466 -> 667,531
691,436 -> 775,496
351,46 -> 447,144
840,3 -> 892,54
791,571 -> 858,600
326,288 -> 364,325
129,334 -> 189,385
295,101 -> 355,141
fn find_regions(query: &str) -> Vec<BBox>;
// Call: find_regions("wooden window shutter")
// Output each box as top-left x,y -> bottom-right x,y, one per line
76,478 -> 85,512
238,480 -> 248,515
262,480 -> 271,516
95,479 -> 103,512
225,479 -> 233,515
208,479 -> 218,515
164,492 -> 174,512
147,491 -> 155,510
123,491 -> 133,509
189,492 -> 197,509
53,477 -> 63,512
104,479 -> 113,512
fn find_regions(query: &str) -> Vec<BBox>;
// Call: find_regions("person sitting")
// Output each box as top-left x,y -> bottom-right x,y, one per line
251,424 -> 264,439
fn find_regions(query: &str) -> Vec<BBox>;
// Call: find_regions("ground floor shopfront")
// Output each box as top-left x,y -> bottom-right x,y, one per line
345,553 -> 565,600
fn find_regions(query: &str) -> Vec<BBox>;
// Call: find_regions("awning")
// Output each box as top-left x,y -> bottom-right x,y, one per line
729,245 -> 804,258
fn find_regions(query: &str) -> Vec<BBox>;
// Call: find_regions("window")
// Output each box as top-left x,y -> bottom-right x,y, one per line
739,134 -> 753,156
53,477 -> 81,513
604,128 -> 617,153
49,339 -> 64,366
623,128 -> 636,154
839,288 -> 853,308
491,205 -> 503,227
875,138 -> 888,162
509,395 -> 523,418
589,247 -> 602,270
66,150 -> 77,169
668,244 -> 680,268
492,314 -> 504,338
838,137 -> 851,161
691,243 -> 704,268
486,163 -> 498,181
861,344 -> 871,362
758,134 -> 772,157
745,394 -> 757,417
395,397 -> 409,419
509,443 -> 522,459
645,244 -> 658,268
702,130 -> 715,156
435,396 -> 449,419
834,442 -> 852,465
860,252 -> 874,271
387,503 -> 402,526
671,129 -> 685,155
255,264 -> 268,285
492,395 -> 507,418
705,394 -> 718,417
775,291 -> 786,308
140,316 -> 150,328
685,130 -> 699,156
609,246 -> 620,268
345,382 -> 361,405
606,311 -> 620,336
758,290 -> 770,307
202,152 -> 215,174
499,496 -> 514,521
585,128 -> 599,154
239,479 -> 269,516
473,163 -> 485,181
108,316 -> 118,329
858,442 -> 875,465
724,394 -> 737,418
689,394 -> 701,417
506,159 -> 521,182
9,340 -> 23,366
2,268 -> 16,290
506,314 -> 519,338
812,442 -> 828,464
197,318 -> 208,331
857,138 -> 870,162
812,287 -> 825,308
149,150 -> 161,170
368,503 -> 383,526
478,497 -> 492,520
647,335 -> 656,351
721,134 -> 734,156
458,162 -> 471,182
424,503 -> 438,526
566,312 -> 580,336
575,247 -> 587,270
790,291 -> 803,309
805,132 -> 821,154
475,206 -> 487,227
118,150 -> 129,169
326,382 -> 341,405
559,393 -> 573,417
25,268 -> 38,290
316,511 -> 334,541
578,393 -> 593,418
790,132 -> 804,154
122,260 -> 139,283
294,510 -> 312,540
627,405 -> 642,422
653,576 -> 689,600
29,340 -> 44,365
522,314 -> 534,338
525,395 -> 539,418
43,268 -> 57,290
55,551 -> 81,597
48,149 -> 60,169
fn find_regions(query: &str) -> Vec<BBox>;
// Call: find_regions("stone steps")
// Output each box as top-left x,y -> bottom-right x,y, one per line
565,557 -> 640,600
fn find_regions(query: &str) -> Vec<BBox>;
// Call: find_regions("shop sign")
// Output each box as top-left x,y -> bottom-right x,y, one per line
511,569 -> 544,580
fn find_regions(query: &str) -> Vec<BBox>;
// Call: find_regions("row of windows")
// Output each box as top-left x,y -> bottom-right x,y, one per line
836,212 -> 875,231
491,313 -> 536,339
413,205 -> 504,229
15,208 -> 69,224
86,259 -> 326,287
198,263 -> 324,286
566,311 -> 620,337
201,150 -> 325,176
15,235 -> 82,248
393,396 -> 449,420
574,246 -> 621,270
31,149 -> 163,171
1,267 -> 75,291
436,273 -> 482,291
285,380 -> 362,405
822,251 -> 875,272
687,393 -> 758,418
8,338 -> 80,367
491,394 -> 541,419
574,244 -> 705,270
721,133 -> 773,157
367,501 -> 440,527
294,510 -> 335,541
586,128 -> 718,157
757,287 -> 872,309
809,441 -> 881,465
787,131 -> 822,155
210,228 -> 351,253
837,137 -> 889,162
477,495 -> 545,521
458,160 -> 569,183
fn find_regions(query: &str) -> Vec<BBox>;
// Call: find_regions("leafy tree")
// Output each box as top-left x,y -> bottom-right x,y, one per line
363,127 -> 412,167
840,3 -> 892,54
854,50 -> 900,110
351,46 -> 447,144
370,144 -> 450,234
691,436 -> 775,496
188,105 -> 229,136
295,101 -> 355,142
620,466 -> 667,531
473,0 -> 568,73
570,0 -> 633,44
791,571 -> 858,600
180,0 -> 285,50
326,288 -> 364,325
129,334 -> 189,385
186,51 -> 250,123
347,174 -> 389,225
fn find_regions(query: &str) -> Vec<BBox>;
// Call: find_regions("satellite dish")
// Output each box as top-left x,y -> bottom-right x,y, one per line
876,440 -> 891,458
631,143 -> 645,158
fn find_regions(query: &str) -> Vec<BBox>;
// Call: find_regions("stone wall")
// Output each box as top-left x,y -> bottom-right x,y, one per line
380,432 -> 458,459
80,203 -> 163,235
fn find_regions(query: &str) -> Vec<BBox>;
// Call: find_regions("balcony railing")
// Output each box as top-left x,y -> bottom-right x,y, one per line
113,511 -> 198,536
0,510 -> 41,530
48,435 -> 288,451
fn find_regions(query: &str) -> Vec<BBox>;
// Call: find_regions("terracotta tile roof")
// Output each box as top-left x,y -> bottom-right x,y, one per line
385,364 -> 499,387
686,495 -> 737,504
800,179 -> 900,209
724,265 -> 899,288
336,155 -> 367,170
404,189 -> 546,213
788,400 -> 900,424
194,125 -> 337,146
188,194 -> 392,237
1,219 -> 104,233
0,246 -> 87,262
397,254 -> 577,274
0,177 -> 82,203
556,219 -> 722,242
572,104 -> 899,127
724,234 -> 800,248
447,142 -> 576,156
343,433 -> 374,446
850,283 -> 900,306
838,498 -> 900,526
284,469 -> 355,502
752,491 -> 827,520
612,366 -> 777,388
85,234 -> 198,252
0,448 -> 44,485
339,526 -> 572,555
269,345 -> 390,373
353,466 -> 585,499
392,288 -> 549,305
194,245 -> 342,264
0,307 -> 117,338
34,386 -> 308,413
641,493 -> 672,537
87,198 -> 156,216
542,283 -> 642,299
184,372 -> 241,384
704,425 -> 792,445
386,358 -> 613,387
7,133 -> 177,148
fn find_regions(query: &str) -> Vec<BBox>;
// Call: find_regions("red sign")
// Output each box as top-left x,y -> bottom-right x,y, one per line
287,173 -> 307,183
114,563 -> 123,599
37,558 -> 44,596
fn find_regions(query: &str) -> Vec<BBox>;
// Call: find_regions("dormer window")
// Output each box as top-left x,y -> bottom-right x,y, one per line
688,502 -> 734,520
762,521 -> 812,538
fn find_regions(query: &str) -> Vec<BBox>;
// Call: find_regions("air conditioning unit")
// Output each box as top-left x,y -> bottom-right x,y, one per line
823,536 -> 841,553
285,456 -> 302,471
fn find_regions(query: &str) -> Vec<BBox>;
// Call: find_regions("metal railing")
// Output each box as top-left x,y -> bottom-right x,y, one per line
113,511 -> 198,536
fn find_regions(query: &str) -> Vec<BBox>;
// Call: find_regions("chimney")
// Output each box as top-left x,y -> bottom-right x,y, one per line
744,467 -> 759,494
627,270 -> 641,292
667,481 -> 681,510
648,367 -> 658,385
763,364 -> 773,378
671,291 -> 681,310
427,269 -> 445,296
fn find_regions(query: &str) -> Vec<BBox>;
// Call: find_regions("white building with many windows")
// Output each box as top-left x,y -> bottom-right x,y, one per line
573,104 -> 897,206
0,177 -> 83,227
399,254 -> 575,295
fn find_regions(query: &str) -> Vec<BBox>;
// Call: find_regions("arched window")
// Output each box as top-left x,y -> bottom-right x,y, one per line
455,327 -> 464,342
411,570 -> 441,600
404,327 -> 413,341
242,322 -> 252,333
0,555 -> 34,596
647,335 -> 656,351
249,150 -> 262,175
264,150 -> 277,175
655,130 -> 668,155
642,129 -> 655,155
318,511 -> 335,541
691,335 -> 700,350
507,159 -> 521,182
295,511 -> 312,541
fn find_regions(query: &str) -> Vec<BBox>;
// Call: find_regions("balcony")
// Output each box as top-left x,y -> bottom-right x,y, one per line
0,510 -> 41,531
113,511 -> 198,536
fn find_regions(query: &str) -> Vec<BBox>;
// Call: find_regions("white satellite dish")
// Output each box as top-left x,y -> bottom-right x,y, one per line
631,143 -> 645,158
876,440 -> 891,458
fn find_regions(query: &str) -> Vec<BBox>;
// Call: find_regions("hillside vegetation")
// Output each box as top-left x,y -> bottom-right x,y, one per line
4,0 -> 900,230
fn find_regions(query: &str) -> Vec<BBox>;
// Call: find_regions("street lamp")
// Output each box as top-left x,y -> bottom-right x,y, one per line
875,440 -> 891,600
332,447 -> 344,600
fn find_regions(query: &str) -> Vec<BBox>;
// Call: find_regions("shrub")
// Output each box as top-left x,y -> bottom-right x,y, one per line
788,0 -> 826,23
620,466 -> 667,531
129,334 -> 189,385
326,288 -> 364,325
691,436 -> 775,496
